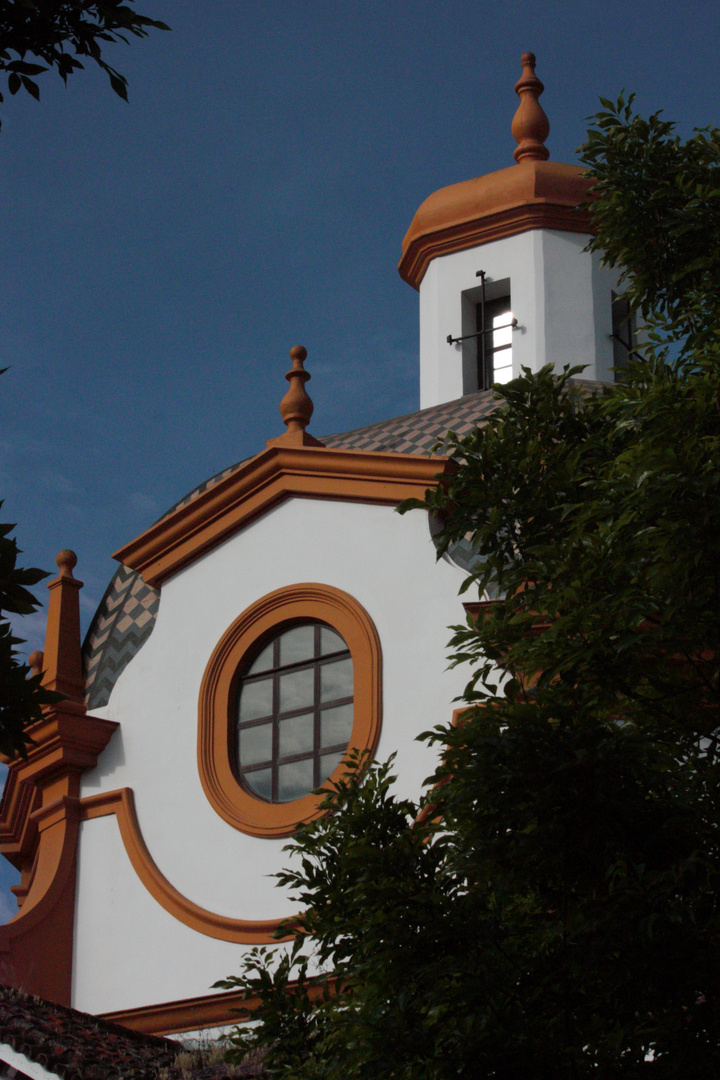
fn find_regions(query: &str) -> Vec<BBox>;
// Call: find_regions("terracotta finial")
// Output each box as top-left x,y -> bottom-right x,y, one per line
56,550 -> 78,577
28,651 -> 44,677
280,346 -> 314,434
267,346 -> 325,449
42,549 -> 86,709
511,52 -> 550,163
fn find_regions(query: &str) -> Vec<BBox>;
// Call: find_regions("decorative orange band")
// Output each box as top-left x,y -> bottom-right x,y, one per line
399,200 -> 593,290
80,789 -> 288,943
198,584 -> 382,838
100,979 -> 333,1036
100,986 -> 262,1035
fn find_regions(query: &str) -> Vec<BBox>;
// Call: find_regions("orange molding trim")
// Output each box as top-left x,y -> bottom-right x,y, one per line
0,794 -> 83,1006
0,712 -> 118,863
398,158 -> 594,290
81,789 -> 288,944
399,201 -> 593,290
100,987 -> 259,1036
100,979 -> 332,1037
198,584 -> 382,838
114,446 -> 445,587
0,710 -> 118,1005
0,549 -> 119,1005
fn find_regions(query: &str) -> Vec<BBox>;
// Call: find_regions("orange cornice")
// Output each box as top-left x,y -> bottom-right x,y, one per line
100,987 -> 260,1035
101,979 -> 332,1037
81,789 -> 288,944
0,712 -> 118,863
114,446 -> 446,587
399,159 -> 594,290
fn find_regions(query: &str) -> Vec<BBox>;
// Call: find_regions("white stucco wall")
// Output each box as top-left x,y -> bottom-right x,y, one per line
0,1042 -> 63,1080
418,228 -> 621,408
73,496 -> 472,1014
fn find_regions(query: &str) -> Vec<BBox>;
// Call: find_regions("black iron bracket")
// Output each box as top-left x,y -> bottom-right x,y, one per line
446,319 -> 517,346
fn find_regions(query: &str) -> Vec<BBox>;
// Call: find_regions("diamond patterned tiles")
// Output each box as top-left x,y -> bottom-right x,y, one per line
83,565 -> 160,710
82,389 -> 500,710
322,388 -> 497,454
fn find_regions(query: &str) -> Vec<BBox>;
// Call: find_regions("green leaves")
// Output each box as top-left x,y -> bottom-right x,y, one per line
0,1 -> 170,125
0,510 -> 60,758
579,95 -> 720,367
218,96 -> 720,1077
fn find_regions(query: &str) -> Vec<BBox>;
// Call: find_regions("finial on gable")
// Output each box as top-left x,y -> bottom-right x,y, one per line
511,52 -> 550,163
266,345 -> 325,449
42,548 -> 86,709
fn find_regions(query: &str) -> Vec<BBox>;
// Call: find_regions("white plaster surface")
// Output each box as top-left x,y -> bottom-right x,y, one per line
74,497 -> 471,1012
418,228 -> 621,408
72,815 -> 264,1014
0,1041 -> 62,1080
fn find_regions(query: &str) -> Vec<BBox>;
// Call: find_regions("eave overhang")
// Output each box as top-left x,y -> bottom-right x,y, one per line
399,159 -> 594,289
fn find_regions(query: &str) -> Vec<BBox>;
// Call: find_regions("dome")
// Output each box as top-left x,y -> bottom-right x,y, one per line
398,53 -> 594,290
399,158 -> 593,289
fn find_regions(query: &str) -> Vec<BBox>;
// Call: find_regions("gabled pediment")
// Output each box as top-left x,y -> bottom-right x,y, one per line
114,444 -> 446,587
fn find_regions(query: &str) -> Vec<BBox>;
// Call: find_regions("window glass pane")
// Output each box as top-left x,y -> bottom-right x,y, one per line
238,678 -> 273,722
278,758 -> 314,802
493,361 -> 513,385
612,292 -> 633,380
280,625 -> 315,667
321,702 -> 353,748
245,767 -> 273,801
321,657 -> 353,703
279,712 -> 315,758
319,626 -> 345,656
319,750 -> 345,783
246,641 -> 274,675
238,721 -> 273,766
492,309 -> 513,349
235,621 -> 354,805
279,667 -> 314,713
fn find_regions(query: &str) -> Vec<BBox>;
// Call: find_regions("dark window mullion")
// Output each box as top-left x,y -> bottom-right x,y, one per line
276,749 -> 316,767
271,652 -> 280,802
237,623 -> 353,804
313,626 -> 322,788
317,693 -> 353,712
319,741 -> 348,756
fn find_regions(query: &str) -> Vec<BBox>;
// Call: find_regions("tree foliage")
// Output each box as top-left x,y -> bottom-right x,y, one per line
0,0 -> 169,125
580,94 -> 720,359
0,511 -> 58,758
217,99 -> 720,1078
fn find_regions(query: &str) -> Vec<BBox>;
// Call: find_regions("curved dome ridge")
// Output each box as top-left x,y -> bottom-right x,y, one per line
399,158 -> 593,289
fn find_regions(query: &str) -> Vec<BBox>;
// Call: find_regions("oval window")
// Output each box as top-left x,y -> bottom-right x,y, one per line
198,583 -> 382,837
236,623 -> 353,803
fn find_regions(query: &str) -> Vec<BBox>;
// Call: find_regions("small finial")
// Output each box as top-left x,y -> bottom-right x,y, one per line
280,346 -> 314,434
56,550 -> 77,578
266,346 -> 325,449
28,651 -> 44,677
511,52 -> 550,163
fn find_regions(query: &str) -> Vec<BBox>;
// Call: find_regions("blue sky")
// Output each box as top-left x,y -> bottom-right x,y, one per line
0,0 -> 718,918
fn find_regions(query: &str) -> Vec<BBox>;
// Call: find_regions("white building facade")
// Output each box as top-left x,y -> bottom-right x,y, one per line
0,53 -> 628,1037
